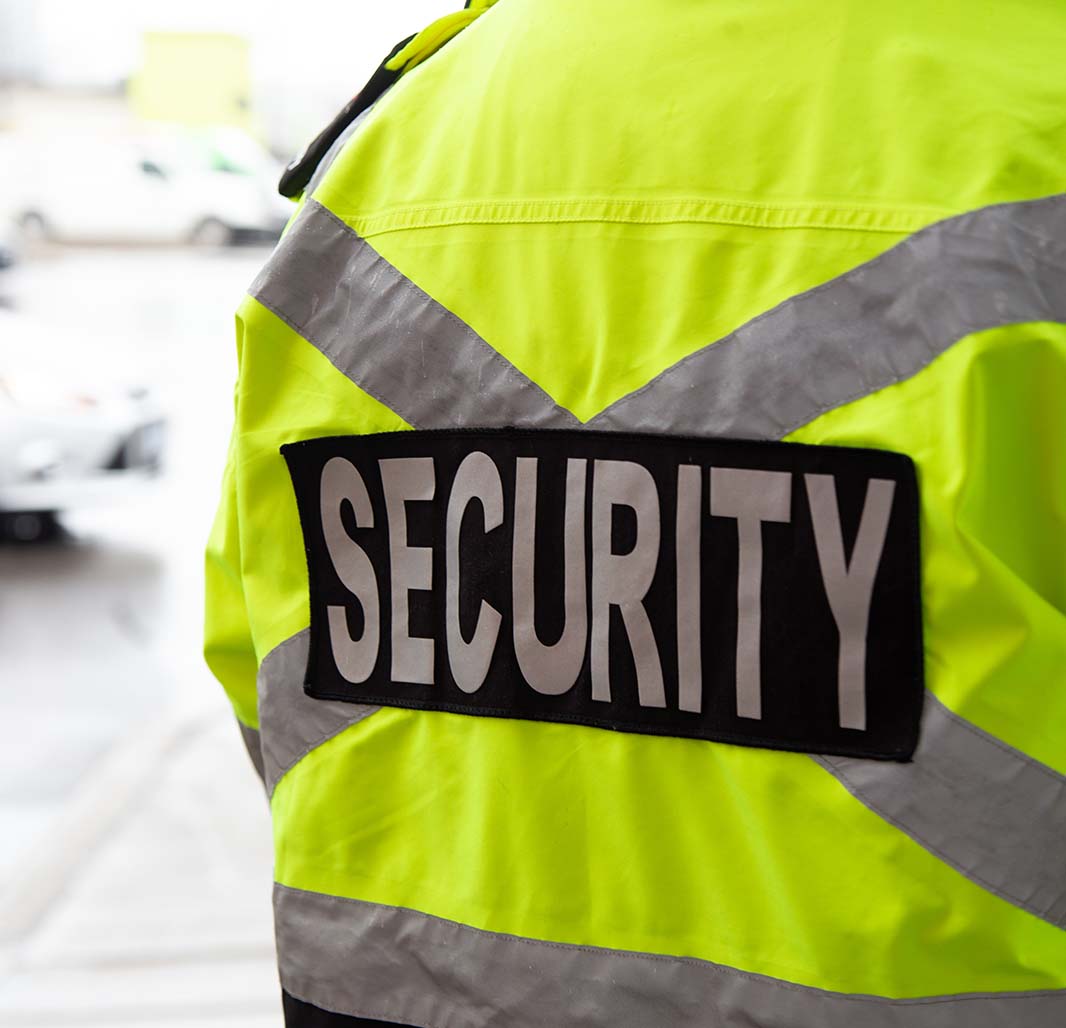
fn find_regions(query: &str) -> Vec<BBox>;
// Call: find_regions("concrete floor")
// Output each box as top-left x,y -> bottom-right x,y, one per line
0,244 -> 282,1025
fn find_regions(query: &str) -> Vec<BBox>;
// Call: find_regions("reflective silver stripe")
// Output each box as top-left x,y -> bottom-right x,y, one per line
252,198 -> 578,795
274,884 -> 1066,1028
816,692 -> 1066,930
237,721 -> 266,786
257,630 -> 379,797
249,199 -> 580,431
584,192 -> 1066,925
589,193 -> 1066,437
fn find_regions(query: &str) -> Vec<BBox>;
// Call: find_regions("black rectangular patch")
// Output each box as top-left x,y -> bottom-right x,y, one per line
282,430 -> 923,761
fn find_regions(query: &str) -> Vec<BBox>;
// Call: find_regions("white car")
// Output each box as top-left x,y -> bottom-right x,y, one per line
0,217 -> 17,270
11,128 -> 292,246
0,367 -> 165,541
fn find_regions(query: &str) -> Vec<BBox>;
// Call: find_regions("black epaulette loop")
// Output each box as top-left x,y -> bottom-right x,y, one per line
278,33 -> 415,199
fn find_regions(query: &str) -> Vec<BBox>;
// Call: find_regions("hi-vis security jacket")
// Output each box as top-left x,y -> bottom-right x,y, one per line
205,2 -> 1066,1025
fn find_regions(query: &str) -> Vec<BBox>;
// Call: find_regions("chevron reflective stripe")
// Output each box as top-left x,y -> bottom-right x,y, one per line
590,193 -> 1066,437
274,884 -> 1066,1027
257,629 -> 377,797
249,196 -> 1066,934
251,199 -> 577,797
249,199 -> 580,431
259,627 -> 1066,927
816,692 -> 1066,929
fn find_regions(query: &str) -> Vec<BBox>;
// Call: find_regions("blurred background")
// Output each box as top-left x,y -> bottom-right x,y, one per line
0,2 -> 445,1024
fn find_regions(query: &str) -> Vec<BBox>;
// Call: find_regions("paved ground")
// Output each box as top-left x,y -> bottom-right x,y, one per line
0,244 -> 282,1025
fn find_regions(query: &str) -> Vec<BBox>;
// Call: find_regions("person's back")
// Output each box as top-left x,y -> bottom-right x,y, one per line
206,2 -> 1066,1024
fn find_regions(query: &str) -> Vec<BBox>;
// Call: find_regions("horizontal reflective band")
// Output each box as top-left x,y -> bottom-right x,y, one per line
258,629 -> 378,797
590,193 -> 1066,437
237,721 -> 266,785
275,884 -> 1066,1028
816,691 -> 1066,930
249,199 -> 580,431
283,429 -> 924,761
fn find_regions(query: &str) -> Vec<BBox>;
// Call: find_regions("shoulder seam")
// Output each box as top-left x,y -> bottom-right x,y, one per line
324,195 -> 956,239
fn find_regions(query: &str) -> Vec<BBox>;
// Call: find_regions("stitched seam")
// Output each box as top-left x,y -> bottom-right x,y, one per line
351,210 -> 928,238
816,758 -> 1065,927
345,195 -> 953,215
328,194 -> 1066,248
276,885 -> 1066,1006
326,195 -> 956,237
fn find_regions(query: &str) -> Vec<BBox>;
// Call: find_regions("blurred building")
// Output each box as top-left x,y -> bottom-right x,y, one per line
130,32 -> 254,132
0,0 -> 448,157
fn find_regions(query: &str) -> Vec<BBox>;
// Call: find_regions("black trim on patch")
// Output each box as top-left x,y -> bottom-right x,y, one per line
282,430 -> 923,761
282,991 -> 414,1027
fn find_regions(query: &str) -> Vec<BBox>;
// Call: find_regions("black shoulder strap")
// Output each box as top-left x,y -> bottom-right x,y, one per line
278,33 -> 415,199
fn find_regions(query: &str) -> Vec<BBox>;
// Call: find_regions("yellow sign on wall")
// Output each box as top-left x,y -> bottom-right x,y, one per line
129,32 -> 252,129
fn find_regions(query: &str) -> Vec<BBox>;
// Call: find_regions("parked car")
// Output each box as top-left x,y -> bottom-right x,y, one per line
11,128 -> 291,246
0,218 -> 17,270
0,363 -> 166,541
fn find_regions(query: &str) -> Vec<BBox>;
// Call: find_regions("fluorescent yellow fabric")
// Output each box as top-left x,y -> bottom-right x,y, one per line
384,0 -> 498,75
273,709 -> 1066,997
318,0 -> 1066,420
313,0 -> 1066,758
790,323 -> 1066,775
205,0 -> 1066,1002
216,297 -> 410,670
269,321 -> 1066,997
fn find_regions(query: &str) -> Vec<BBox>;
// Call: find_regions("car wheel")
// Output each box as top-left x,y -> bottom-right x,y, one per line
0,511 -> 61,543
189,217 -> 234,247
19,211 -> 52,244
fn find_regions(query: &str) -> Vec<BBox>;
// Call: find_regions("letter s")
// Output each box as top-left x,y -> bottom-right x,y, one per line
321,456 -> 380,683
